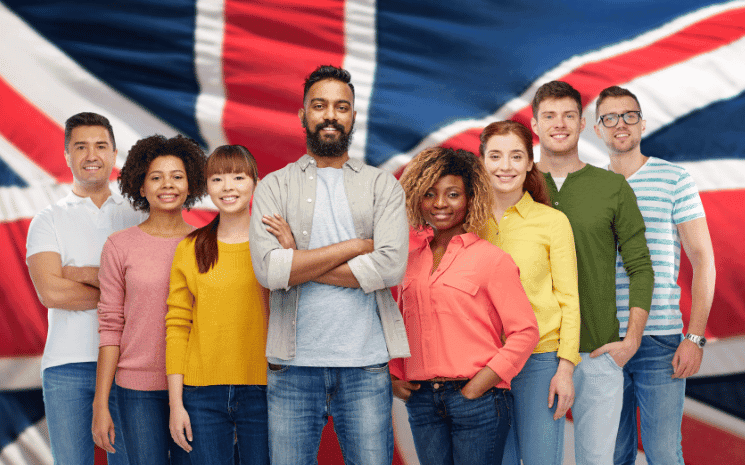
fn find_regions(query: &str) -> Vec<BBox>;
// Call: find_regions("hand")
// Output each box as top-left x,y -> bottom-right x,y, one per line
391,376 -> 420,402
263,214 -> 296,249
672,338 -> 703,378
92,405 -> 116,453
548,361 -> 574,420
354,238 -> 374,255
62,265 -> 101,288
169,404 -> 193,452
589,338 -> 639,368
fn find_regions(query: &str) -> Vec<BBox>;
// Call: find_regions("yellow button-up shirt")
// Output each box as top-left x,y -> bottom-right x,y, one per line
480,192 -> 581,365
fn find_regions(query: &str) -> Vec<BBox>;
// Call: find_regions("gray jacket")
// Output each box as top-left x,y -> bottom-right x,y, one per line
249,155 -> 410,361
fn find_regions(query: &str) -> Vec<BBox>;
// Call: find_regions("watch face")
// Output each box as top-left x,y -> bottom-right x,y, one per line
699,337 -> 707,347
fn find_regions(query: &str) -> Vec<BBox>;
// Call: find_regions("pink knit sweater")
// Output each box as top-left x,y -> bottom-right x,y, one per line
98,225 -> 191,391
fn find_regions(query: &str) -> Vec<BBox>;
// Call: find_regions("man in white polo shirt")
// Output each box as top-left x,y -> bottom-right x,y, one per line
594,86 -> 716,465
26,112 -> 144,464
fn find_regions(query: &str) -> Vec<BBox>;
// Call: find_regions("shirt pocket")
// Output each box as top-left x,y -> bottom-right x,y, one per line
437,276 -> 479,320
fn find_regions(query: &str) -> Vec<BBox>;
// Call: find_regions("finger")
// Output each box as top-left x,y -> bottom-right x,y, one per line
589,347 -> 605,358
555,395 -> 571,420
407,382 -> 421,390
186,421 -> 193,443
672,357 -> 686,378
547,387 -> 555,408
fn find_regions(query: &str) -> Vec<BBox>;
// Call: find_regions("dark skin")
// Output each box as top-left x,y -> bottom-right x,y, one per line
392,175 -> 502,402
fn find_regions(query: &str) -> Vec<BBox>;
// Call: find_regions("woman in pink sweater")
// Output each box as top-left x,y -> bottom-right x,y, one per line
92,135 -> 206,465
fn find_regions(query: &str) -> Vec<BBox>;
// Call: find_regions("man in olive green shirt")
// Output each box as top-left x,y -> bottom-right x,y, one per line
531,81 -> 653,465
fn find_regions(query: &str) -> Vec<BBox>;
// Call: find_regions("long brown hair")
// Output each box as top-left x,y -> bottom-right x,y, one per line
188,145 -> 259,273
479,120 -> 550,206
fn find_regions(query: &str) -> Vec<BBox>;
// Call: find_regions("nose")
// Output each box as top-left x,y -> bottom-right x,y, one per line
433,193 -> 447,208
497,156 -> 510,170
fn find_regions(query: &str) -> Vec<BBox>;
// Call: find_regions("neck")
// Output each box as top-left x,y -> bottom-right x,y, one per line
493,189 -> 524,220
71,182 -> 112,208
139,208 -> 189,236
216,210 -> 251,243
536,149 -> 585,178
608,150 -> 647,179
308,150 -> 349,169
431,225 -> 465,249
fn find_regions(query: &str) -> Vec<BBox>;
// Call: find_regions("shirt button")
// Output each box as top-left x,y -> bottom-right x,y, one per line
554,202 -> 559,206
302,231 -> 308,236
433,383 -> 440,389
307,198 -> 312,203
309,176 -> 314,180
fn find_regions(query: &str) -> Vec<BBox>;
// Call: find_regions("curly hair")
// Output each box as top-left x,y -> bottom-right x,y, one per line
118,134 -> 207,212
399,147 -> 493,233
532,81 -> 583,118
479,120 -> 550,206
189,145 -> 260,273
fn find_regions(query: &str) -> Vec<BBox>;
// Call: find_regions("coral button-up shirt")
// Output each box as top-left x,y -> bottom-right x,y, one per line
390,229 -> 539,390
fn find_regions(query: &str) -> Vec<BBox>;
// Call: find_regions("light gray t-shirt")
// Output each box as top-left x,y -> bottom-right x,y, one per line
273,167 -> 388,367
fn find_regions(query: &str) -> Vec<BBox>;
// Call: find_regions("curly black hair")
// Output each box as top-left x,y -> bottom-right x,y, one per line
118,134 -> 207,212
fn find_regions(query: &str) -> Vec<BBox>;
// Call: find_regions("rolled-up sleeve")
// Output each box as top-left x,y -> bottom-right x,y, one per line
348,173 -> 409,293
249,174 -> 294,291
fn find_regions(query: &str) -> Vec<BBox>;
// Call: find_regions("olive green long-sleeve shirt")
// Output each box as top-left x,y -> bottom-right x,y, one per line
543,165 -> 653,353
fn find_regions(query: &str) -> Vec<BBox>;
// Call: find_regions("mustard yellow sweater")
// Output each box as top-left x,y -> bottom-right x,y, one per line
166,238 -> 268,386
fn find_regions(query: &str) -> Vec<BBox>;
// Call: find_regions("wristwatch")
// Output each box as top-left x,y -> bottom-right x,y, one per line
685,333 -> 707,348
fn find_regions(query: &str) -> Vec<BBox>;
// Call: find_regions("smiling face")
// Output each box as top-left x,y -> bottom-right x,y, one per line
207,171 -> 255,216
421,174 -> 468,236
140,155 -> 189,213
531,97 -> 586,157
299,78 -> 356,158
65,125 -> 117,192
483,132 -> 533,197
594,96 -> 646,156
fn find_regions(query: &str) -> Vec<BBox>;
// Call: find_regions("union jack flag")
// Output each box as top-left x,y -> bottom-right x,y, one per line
1,1 -> 744,464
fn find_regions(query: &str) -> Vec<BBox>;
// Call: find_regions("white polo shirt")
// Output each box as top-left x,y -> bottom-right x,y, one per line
26,190 -> 145,372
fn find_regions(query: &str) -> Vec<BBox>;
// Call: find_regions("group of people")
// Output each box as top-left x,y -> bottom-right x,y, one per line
26,64 -> 715,465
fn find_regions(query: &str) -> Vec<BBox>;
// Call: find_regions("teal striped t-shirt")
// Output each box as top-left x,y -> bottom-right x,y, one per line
615,157 -> 705,336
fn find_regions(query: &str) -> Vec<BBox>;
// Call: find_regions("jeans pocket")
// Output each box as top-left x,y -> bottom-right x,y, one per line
604,352 -> 623,371
267,363 -> 289,374
361,362 -> 389,373
648,334 -> 682,352
182,384 -> 199,392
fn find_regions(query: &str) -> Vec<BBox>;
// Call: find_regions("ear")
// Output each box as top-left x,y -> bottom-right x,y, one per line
64,151 -> 72,168
594,124 -> 602,139
298,108 -> 306,127
580,116 -> 586,133
530,117 -> 538,134
641,119 -> 646,134
527,160 -> 534,172
140,186 -> 145,198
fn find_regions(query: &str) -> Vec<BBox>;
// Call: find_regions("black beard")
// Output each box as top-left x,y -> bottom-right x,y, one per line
304,118 -> 354,158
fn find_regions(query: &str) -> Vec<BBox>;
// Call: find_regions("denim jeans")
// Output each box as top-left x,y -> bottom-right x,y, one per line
501,352 -> 564,465
572,352 -> 624,465
117,386 -> 191,465
182,384 -> 269,465
405,380 -> 511,465
614,334 -> 685,465
42,362 -> 129,465
267,363 -> 393,465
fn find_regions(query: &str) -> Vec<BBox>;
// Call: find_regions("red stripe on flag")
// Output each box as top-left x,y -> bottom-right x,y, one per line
222,0 -> 346,176
440,8 -> 745,151
0,76 -> 71,183
681,414 -> 745,464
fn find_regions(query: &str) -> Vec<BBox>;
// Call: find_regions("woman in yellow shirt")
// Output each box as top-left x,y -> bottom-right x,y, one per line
479,121 -> 580,465
166,145 -> 269,465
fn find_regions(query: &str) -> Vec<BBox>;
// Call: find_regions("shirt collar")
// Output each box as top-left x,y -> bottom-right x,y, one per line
297,154 -> 364,172
63,186 -> 125,206
511,191 -> 535,219
412,227 -> 480,249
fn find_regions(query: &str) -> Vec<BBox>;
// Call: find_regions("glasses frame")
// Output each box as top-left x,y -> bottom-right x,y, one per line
597,110 -> 643,128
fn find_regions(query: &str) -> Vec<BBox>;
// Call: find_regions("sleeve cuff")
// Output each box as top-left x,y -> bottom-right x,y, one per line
267,248 -> 293,290
348,254 -> 385,294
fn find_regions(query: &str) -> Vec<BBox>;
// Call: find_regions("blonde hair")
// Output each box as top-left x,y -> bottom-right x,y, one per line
399,147 -> 493,233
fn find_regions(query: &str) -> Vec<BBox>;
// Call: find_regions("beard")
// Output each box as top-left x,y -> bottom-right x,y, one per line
304,117 -> 354,158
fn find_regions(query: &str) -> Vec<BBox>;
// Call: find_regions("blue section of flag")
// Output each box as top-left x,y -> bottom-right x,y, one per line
0,389 -> 45,450
643,90 -> 745,162
3,0 -> 204,146
369,0 -> 716,166
0,157 -> 27,187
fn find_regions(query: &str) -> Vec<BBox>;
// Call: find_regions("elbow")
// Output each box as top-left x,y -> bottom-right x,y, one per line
36,289 -> 65,309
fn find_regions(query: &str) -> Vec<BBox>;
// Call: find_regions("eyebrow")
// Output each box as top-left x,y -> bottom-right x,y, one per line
309,98 -> 352,106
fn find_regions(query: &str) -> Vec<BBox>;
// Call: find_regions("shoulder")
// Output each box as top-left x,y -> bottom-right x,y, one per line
584,164 -> 626,184
107,226 -> 140,245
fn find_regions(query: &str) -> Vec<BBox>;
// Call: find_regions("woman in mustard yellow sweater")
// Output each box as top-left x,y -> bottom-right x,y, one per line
165,145 -> 269,464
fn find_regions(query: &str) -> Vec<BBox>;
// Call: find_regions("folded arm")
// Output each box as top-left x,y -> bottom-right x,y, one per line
27,252 -> 100,310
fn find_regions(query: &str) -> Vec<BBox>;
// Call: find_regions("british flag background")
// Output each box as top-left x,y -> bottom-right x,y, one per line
1,1 -> 744,464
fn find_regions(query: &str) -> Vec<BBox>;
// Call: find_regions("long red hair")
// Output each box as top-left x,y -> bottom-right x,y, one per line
478,120 -> 550,206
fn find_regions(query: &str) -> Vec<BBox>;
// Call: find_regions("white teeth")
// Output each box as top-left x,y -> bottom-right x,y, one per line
222,196 -> 237,201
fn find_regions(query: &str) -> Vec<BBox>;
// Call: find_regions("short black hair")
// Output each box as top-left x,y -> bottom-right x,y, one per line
532,81 -> 583,118
303,65 -> 355,104
64,112 -> 116,150
118,134 -> 207,212
595,86 -> 642,119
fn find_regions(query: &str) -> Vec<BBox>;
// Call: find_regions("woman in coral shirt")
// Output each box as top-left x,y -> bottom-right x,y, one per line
391,147 -> 539,465
479,121 -> 580,465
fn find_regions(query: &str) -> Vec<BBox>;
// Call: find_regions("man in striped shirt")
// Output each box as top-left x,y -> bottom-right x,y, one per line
595,86 -> 716,465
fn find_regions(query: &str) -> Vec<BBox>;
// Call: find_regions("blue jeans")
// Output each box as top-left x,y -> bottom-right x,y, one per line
614,334 -> 685,465
42,362 -> 129,465
405,381 -> 511,465
183,384 -> 268,465
267,363 -> 393,465
572,352 -> 624,465
501,352 -> 564,465
117,386 -> 190,465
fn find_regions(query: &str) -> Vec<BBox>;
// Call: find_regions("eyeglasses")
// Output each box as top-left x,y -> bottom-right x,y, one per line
597,111 -> 642,127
